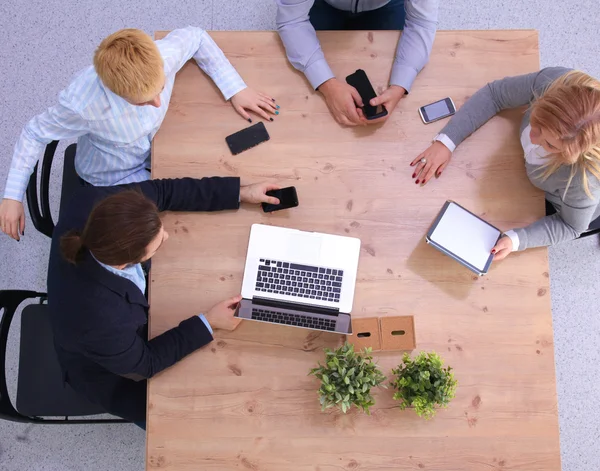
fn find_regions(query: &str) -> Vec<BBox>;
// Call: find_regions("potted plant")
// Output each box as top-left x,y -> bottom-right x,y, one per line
309,343 -> 386,414
390,351 -> 457,420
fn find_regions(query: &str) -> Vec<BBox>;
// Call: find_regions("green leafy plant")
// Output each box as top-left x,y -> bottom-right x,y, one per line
390,351 -> 457,420
309,343 -> 386,414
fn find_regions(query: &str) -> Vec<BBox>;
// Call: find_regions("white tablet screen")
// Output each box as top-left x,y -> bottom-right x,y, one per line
429,202 -> 501,271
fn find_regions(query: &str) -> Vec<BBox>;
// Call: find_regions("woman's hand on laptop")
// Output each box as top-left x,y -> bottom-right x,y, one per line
205,294 -> 243,332
491,236 -> 513,261
240,182 -> 280,205
410,141 -> 452,186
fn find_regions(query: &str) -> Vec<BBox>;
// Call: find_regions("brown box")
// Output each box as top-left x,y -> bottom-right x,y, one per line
347,317 -> 381,351
379,316 -> 416,351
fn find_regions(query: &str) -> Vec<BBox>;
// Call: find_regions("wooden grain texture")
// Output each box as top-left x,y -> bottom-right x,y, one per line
148,30 -> 560,470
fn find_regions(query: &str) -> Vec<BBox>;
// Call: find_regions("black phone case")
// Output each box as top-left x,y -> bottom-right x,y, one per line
262,187 -> 299,213
346,69 -> 388,120
225,122 -> 270,155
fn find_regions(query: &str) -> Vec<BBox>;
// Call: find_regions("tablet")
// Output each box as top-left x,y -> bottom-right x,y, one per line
425,201 -> 502,276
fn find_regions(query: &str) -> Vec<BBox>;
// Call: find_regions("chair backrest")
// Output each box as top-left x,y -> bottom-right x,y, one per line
0,290 -> 127,424
25,141 -> 81,239
26,141 -> 59,238
0,290 -> 45,422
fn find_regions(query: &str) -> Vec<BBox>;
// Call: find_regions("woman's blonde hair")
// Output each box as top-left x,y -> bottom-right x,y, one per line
530,70 -> 600,198
93,28 -> 164,103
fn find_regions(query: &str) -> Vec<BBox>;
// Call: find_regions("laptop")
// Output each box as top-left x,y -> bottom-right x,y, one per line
236,224 -> 361,334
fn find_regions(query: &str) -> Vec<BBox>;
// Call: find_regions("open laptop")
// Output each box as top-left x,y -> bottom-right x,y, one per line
236,224 -> 361,334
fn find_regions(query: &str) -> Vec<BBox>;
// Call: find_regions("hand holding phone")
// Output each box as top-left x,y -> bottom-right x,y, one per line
346,69 -> 388,120
262,187 -> 299,213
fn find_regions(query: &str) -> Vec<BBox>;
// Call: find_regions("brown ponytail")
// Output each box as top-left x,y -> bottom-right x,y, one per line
60,230 -> 85,264
60,189 -> 162,266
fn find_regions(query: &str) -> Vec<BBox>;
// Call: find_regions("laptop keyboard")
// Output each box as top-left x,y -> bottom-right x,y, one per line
255,259 -> 344,303
252,308 -> 337,331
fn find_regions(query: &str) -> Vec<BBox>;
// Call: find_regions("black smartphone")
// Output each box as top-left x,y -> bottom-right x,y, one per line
261,186 -> 299,213
418,97 -> 456,124
225,122 -> 270,155
345,69 -> 388,120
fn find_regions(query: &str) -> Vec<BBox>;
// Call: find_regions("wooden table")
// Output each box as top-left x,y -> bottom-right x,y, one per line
148,30 -> 560,470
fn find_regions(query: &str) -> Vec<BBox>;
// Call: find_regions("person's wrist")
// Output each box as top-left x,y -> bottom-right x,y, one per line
239,186 -> 248,203
318,78 -> 337,96
388,85 -> 406,97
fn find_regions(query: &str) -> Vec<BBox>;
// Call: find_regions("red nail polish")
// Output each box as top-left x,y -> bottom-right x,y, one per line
412,173 -> 416,178
491,249 -> 496,254
415,180 -> 419,184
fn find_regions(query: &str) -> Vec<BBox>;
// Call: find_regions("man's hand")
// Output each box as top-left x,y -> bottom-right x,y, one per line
318,78 -> 365,126
240,182 -> 281,205
491,236 -> 513,262
230,87 -> 279,122
204,294 -> 243,332
0,199 -> 25,241
368,85 -> 406,123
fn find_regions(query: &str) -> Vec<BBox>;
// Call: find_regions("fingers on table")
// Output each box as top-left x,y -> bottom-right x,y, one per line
259,97 -> 278,113
252,104 -> 273,121
420,164 -> 438,185
235,105 -> 252,121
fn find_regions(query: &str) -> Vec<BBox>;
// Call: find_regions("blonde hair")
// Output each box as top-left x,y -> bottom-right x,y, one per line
530,70 -> 600,198
93,28 -> 164,103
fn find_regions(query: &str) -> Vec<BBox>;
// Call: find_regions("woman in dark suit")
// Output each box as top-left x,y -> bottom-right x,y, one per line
48,176 -> 279,425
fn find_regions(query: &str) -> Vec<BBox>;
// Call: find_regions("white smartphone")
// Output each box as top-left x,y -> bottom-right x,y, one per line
418,97 -> 456,124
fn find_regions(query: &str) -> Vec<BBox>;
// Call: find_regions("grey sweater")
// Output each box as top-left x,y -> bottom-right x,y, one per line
439,66 -> 600,250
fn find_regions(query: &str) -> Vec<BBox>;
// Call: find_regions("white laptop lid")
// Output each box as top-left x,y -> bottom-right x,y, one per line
241,224 -> 361,313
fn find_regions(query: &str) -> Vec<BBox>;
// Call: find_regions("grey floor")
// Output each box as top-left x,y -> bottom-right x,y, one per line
0,1 -> 599,470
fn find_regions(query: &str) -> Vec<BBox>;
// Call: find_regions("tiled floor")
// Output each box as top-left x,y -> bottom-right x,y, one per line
0,1 -> 598,470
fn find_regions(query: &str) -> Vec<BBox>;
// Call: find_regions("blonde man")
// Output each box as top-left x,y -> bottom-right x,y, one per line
0,27 -> 278,240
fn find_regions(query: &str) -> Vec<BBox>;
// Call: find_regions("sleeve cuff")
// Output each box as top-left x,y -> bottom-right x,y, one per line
197,314 -> 213,335
217,75 -> 247,101
504,230 -> 520,251
305,60 -> 335,90
390,64 -> 419,93
3,167 -> 31,202
434,133 -> 457,153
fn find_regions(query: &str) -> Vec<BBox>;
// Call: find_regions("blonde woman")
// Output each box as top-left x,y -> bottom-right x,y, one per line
0,27 -> 278,241
411,67 -> 600,260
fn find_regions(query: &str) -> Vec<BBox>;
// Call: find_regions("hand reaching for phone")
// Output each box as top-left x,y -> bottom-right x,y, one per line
240,182 -> 281,205
318,78 -> 365,126
410,141 -> 452,185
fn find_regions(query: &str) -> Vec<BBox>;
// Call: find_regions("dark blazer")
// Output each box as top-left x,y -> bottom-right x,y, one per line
47,177 -> 241,421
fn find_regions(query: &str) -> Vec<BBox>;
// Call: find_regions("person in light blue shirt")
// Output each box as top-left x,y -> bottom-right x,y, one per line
0,26 -> 279,241
276,0 -> 438,126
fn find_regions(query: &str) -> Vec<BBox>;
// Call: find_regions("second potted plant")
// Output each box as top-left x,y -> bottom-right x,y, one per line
390,351 -> 457,420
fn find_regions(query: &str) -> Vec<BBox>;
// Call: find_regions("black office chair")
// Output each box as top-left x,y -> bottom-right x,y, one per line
545,200 -> 600,238
26,140 -> 81,239
0,290 -> 127,424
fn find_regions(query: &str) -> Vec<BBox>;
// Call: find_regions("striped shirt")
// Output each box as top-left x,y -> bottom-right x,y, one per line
3,26 -> 246,202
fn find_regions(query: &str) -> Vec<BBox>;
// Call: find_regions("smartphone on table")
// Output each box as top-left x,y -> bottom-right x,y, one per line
345,69 -> 388,120
262,187 -> 299,213
225,122 -> 270,155
418,97 -> 456,124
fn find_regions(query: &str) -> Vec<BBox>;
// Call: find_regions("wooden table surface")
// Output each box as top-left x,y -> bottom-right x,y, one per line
148,30 -> 560,470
